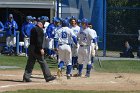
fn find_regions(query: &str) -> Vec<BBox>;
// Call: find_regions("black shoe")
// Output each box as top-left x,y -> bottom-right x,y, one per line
23,78 -> 32,82
85,74 -> 90,78
46,76 -> 56,82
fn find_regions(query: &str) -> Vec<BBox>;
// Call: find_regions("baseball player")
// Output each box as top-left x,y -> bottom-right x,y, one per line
0,20 -> 4,37
75,18 -> 94,77
77,19 -> 81,27
32,17 -> 37,26
4,14 -> 18,55
21,16 -> 35,56
88,23 -> 98,68
69,17 -> 80,69
45,17 -> 61,58
54,19 -> 77,79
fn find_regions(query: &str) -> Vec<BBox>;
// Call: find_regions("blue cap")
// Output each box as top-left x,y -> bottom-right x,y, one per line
65,16 -> 71,20
77,19 -> 81,23
53,17 -> 60,22
26,16 -> 32,20
81,18 -> 88,24
40,16 -> 49,21
71,16 -> 76,19
62,19 -> 69,27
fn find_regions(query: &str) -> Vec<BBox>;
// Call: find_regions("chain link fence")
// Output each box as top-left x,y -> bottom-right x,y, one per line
106,1 -> 140,57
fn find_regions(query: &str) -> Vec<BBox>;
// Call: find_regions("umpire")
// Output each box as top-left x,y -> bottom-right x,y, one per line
23,20 -> 56,82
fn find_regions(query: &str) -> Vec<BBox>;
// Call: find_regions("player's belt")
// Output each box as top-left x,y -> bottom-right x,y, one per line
59,43 -> 70,46
80,45 -> 88,47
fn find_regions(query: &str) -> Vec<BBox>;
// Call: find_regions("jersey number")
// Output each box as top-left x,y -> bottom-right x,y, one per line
62,32 -> 67,38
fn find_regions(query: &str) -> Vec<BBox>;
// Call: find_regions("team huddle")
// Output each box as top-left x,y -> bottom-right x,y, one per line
1,14 -> 98,80
40,16 -> 99,79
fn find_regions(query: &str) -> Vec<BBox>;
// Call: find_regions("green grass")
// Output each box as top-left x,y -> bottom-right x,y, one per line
2,89 -> 140,93
0,55 -> 140,73
94,60 -> 140,73
0,55 -> 57,70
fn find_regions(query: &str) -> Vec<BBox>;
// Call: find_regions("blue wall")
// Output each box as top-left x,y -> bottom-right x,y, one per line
61,0 -> 106,49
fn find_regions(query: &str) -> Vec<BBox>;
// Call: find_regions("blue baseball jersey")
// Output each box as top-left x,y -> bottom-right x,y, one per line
0,21 -> 4,37
21,22 -> 35,37
4,20 -> 18,37
46,23 -> 60,38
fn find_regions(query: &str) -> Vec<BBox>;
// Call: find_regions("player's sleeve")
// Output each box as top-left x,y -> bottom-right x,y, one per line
70,29 -> 77,45
4,22 -> 9,30
54,30 -> 59,48
21,24 -> 26,37
46,25 -> 51,38
92,30 -> 98,43
0,22 -> 4,31
13,21 -> 18,30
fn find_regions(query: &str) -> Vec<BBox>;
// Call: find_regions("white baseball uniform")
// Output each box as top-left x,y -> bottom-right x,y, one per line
90,29 -> 98,57
42,22 -> 50,48
69,25 -> 80,57
55,27 -> 76,65
77,27 -> 94,65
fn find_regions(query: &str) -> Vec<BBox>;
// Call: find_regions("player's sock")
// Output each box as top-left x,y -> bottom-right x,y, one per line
25,48 -> 28,57
74,56 -> 78,65
86,64 -> 92,77
47,49 -> 52,57
58,61 -> 64,69
9,46 -> 13,54
72,57 -> 75,66
91,57 -> 94,64
78,64 -> 83,75
19,45 -> 22,53
66,65 -> 72,75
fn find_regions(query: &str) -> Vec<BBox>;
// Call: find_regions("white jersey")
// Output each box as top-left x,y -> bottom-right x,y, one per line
77,27 -> 94,46
91,29 -> 97,39
43,22 -> 50,34
69,25 -> 80,37
55,27 -> 75,45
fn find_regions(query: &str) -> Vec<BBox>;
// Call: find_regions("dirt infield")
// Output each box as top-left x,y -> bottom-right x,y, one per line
0,70 -> 140,92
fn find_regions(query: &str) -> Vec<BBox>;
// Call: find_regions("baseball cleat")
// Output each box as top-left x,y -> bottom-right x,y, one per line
67,75 -> 71,79
57,69 -> 62,78
73,73 -> 82,77
85,74 -> 90,78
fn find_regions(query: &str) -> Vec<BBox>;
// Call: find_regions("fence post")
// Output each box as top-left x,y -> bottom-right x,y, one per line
16,31 -> 19,55
103,0 -> 107,57
56,0 -> 59,18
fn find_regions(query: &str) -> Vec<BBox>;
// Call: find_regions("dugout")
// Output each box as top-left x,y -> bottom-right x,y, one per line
0,0 -> 56,43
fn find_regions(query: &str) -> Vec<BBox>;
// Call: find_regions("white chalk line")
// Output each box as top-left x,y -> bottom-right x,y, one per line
0,74 -> 17,77
0,83 -> 41,89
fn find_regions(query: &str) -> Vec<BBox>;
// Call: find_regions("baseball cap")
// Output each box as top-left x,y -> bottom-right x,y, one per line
53,17 -> 60,23
9,14 -> 13,18
81,18 -> 89,25
62,20 -> 69,27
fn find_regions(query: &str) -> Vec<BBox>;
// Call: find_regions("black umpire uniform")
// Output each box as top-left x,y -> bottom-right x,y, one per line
23,20 -> 56,82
